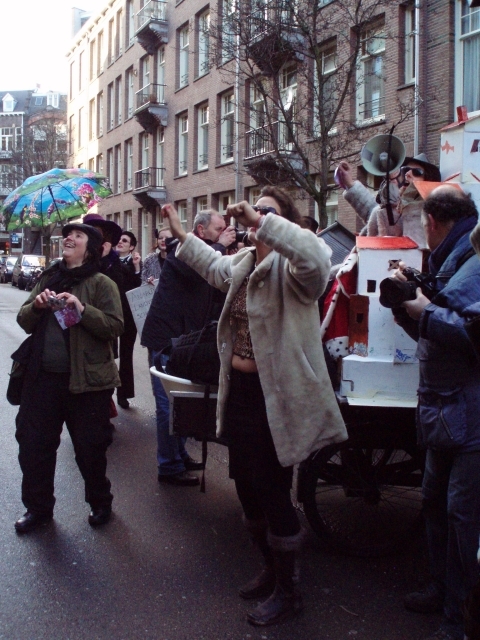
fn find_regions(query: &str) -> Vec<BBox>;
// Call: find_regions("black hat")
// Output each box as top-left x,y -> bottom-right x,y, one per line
62,222 -> 103,253
83,213 -> 122,246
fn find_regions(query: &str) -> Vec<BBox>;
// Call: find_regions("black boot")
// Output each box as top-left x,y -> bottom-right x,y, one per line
239,517 -> 276,600
247,530 -> 304,627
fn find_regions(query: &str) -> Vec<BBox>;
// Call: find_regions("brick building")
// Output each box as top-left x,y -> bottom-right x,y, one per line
66,0 -> 479,251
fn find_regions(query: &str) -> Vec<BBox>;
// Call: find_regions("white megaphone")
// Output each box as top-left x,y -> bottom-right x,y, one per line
360,134 -> 406,176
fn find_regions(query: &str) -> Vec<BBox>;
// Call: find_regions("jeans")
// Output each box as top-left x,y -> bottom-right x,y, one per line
149,351 -> 188,476
423,449 -> 480,639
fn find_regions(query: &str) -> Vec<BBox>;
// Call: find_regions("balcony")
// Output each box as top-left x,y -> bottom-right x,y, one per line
0,149 -> 13,160
134,83 -> 168,133
135,0 -> 168,55
244,122 -> 304,184
246,10 -> 305,75
133,167 -> 166,212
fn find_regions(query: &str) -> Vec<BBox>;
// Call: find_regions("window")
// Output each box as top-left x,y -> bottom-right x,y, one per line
107,82 -> 114,130
218,191 -> 235,220
107,148 -> 114,186
96,153 -> 103,174
78,107 -> 84,148
2,95 -> 16,113
198,9 -> 210,77
357,22 -> 386,121
156,47 -> 165,103
404,6 -> 416,84
126,67 -> 134,119
97,30 -> 104,75
70,61 -> 75,100
141,55 -> 150,91
197,104 -> 209,169
178,114 -> 188,175
125,139 -> 133,189
279,62 -> 297,149
1,128 -> 14,151
157,127 -> 165,183
89,39 -> 96,80
89,98 -> 95,140
178,201 -> 188,230
69,115 -> 75,154
313,43 -> 337,136
249,187 -> 261,204
47,93 -> 60,108
115,76 -> 122,126
97,91 -> 104,137
315,174 -> 338,227
124,210 -> 132,231
140,132 -> 149,169
116,9 -> 123,58
220,92 -> 234,163
114,144 -> 122,193
179,26 -> 189,88
197,196 -> 208,211
79,51 -> 84,91
141,209 -> 149,258
456,0 -> 480,113
222,0 -> 235,63
247,82 -> 267,156
126,0 -> 135,48
108,18 -> 114,65
88,158 -> 95,171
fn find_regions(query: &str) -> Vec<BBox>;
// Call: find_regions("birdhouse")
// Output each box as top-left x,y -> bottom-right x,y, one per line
340,236 -> 423,406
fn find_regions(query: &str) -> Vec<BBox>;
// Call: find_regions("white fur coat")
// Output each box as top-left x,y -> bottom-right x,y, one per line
176,214 -> 348,467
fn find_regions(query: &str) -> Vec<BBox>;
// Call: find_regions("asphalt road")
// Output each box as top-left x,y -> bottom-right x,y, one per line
0,282 -> 441,640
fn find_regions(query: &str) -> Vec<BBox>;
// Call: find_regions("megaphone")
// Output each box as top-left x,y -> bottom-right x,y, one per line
361,134 -> 406,176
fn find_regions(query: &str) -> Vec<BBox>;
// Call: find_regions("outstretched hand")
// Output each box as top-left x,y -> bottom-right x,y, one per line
161,204 -> 187,243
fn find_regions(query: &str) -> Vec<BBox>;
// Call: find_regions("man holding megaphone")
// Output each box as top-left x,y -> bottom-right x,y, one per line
336,146 -> 441,248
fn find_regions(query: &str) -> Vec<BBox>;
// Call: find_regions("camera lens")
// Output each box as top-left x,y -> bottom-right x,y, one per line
379,278 -> 418,308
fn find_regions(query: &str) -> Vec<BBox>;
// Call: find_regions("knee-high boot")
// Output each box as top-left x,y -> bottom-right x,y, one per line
239,517 -> 276,600
247,529 -> 304,627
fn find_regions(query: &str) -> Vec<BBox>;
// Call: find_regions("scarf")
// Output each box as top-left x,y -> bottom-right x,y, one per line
41,259 -> 99,294
428,216 -> 478,277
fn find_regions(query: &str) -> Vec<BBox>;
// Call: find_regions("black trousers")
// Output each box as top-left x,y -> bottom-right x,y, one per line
15,370 -> 113,516
224,369 -> 300,538
117,327 -> 137,400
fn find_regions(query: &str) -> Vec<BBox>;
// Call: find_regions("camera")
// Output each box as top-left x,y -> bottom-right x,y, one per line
228,230 -> 250,250
379,267 -> 436,309
48,296 -> 67,310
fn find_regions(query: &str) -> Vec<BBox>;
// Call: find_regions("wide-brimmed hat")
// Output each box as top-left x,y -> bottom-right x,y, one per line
402,153 -> 441,182
83,213 -> 122,245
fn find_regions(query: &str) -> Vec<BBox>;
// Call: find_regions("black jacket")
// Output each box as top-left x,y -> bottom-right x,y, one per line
141,237 -> 227,352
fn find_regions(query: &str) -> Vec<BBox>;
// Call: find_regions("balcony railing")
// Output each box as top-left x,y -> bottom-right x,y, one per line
245,122 -> 279,158
0,149 -> 13,159
135,83 -> 166,110
136,0 -> 167,32
134,167 -> 165,190
358,96 -> 385,121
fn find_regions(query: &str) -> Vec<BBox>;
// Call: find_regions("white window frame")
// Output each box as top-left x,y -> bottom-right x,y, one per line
108,82 -> 114,130
197,196 -> 208,211
178,114 -> 188,175
178,200 -> 188,230
141,132 -> 149,170
97,91 -> 104,137
220,92 -> 234,163
249,187 -> 261,204
142,210 -> 149,258
356,22 -> 386,123
114,144 -> 122,194
126,139 -> 133,190
313,44 -> 337,137
179,26 -> 189,88
198,10 -> 210,77
126,68 -> 134,119
125,210 -> 132,231
157,47 -> 166,103
404,6 -> 416,85
157,127 -> 165,186
115,76 -> 122,126
455,0 -> 480,115
279,62 -> 297,150
127,0 -> 135,47
107,148 -> 114,185
197,104 -> 209,169
222,0 -> 236,64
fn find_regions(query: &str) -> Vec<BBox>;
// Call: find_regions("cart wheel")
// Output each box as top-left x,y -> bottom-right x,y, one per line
300,436 -> 424,557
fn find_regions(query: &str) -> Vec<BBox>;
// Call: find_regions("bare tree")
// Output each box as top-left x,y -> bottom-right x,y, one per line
209,0 -> 418,227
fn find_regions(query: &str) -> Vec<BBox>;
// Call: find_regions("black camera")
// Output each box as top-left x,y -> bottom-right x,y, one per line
48,296 -> 67,310
228,230 -> 250,250
379,268 -> 436,309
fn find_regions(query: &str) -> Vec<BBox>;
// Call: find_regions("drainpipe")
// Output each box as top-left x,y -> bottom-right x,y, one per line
413,0 -> 421,156
234,30 -> 241,204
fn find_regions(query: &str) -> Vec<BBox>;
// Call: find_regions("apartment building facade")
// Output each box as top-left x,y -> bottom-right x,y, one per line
66,0 -> 478,250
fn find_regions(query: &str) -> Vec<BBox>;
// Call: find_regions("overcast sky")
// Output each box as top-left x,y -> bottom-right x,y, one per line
0,1 -> 107,93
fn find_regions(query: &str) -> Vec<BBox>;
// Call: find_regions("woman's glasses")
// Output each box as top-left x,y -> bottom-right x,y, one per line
252,205 -> 278,215
400,166 -> 425,178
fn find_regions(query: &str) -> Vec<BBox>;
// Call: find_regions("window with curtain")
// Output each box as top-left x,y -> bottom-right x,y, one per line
357,22 -> 386,121
459,0 -> 480,113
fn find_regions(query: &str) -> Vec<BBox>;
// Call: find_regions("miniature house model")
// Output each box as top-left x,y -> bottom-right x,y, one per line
340,236 -> 423,406
440,110 -> 480,209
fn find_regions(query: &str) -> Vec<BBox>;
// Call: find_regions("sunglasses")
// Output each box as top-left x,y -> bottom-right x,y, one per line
400,166 -> 425,178
252,205 -> 278,215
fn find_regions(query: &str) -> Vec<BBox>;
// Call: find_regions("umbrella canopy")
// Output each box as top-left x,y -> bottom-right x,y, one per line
2,168 -> 112,231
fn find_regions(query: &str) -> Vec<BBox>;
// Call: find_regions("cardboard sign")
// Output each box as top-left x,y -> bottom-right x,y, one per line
125,281 -> 158,335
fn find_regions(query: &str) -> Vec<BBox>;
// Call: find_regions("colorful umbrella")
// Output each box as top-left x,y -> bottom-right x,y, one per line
2,168 -> 112,231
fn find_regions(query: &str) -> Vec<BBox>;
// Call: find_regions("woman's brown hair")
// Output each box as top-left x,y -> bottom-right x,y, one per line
259,186 -> 301,224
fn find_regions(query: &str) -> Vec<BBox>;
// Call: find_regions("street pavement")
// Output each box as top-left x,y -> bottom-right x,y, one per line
0,283 -> 442,640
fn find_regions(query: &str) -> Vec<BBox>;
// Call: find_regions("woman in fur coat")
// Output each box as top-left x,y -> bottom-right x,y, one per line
161,187 -> 347,628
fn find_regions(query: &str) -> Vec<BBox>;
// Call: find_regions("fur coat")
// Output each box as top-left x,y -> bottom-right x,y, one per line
176,214 -> 348,467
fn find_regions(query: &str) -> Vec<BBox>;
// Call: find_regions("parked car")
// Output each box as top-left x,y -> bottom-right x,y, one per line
0,255 -> 17,283
11,254 -> 46,290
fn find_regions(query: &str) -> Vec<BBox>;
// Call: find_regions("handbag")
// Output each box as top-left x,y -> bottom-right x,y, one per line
7,335 -> 33,406
164,321 -> 220,386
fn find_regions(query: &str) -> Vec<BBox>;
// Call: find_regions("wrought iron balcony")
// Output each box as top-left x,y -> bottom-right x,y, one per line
0,149 -> 13,160
134,83 -> 168,133
135,0 -> 168,55
133,167 -> 167,213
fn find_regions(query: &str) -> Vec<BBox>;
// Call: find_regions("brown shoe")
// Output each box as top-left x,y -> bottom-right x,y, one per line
158,471 -> 200,486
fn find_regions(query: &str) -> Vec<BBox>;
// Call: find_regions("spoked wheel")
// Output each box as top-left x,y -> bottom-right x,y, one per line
299,433 -> 424,557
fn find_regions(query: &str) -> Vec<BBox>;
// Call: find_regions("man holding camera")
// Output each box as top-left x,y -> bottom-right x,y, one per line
391,186 -> 480,640
141,211 -> 235,486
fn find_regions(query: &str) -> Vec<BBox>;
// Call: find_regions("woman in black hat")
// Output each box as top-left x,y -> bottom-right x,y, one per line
13,223 -> 124,533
